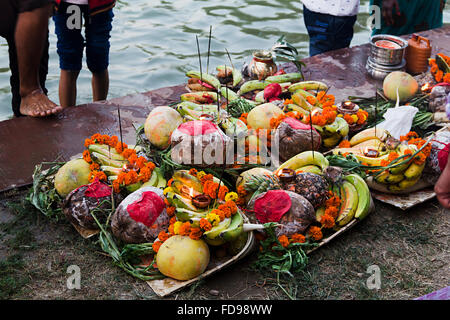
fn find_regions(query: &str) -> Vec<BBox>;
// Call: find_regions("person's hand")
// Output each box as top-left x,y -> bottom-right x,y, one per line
435,158 -> 450,209
382,0 -> 401,26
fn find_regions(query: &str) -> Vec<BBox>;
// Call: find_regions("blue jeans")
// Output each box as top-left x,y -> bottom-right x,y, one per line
303,6 -> 357,57
53,3 -> 114,72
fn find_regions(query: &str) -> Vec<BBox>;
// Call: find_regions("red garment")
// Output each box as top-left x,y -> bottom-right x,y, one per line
438,143 -> 450,172
55,0 -> 115,15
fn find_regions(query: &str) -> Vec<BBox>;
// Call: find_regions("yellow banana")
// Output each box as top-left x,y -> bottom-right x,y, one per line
353,153 -> 390,166
288,81 -> 328,93
323,134 -> 342,148
275,151 -> 329,174
291,91 -> 315,111
315,206 -> 326,223
295,165 -> 322,175
336,181 -> 359,227
349,127 -> 388,146
388,176 -> 421,192
403,162 -> 425,180
344,174 -> 371,220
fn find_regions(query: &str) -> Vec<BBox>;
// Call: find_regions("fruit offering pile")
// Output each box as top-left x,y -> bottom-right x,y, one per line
27,52 -> 444,287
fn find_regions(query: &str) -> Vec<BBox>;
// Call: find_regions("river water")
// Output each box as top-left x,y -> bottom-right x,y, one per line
0,0 -> 449,121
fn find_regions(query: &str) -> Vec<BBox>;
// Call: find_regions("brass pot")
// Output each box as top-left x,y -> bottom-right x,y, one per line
248,50 -> 277,80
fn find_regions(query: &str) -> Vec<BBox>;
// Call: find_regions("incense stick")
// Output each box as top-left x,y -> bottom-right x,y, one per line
117,105 -> 123,148
206,25 -> 212,74
309,112 -> 314,159
196,35 -> 202,84
225,48 -> 235,70
375,87 -> 378,136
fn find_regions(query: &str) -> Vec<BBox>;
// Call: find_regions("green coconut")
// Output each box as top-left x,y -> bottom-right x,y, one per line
144,106 -> 183,149
54,159 -> 91,197
383,71 -> 418,102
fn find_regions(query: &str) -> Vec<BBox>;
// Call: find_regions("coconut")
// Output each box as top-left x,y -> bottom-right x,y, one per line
247,103 -> 284,130
170,120 -> 232,167
272,117 -> 321,163
111,187 -> 170,244
248,190 -> 315,237
54,159 -> 91,198
62,180 -> 123,230
383,71 -> 418,102
144,106 -> 183,149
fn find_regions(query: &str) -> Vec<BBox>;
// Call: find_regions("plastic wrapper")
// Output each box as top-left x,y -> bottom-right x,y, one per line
63,180 -> 122,230
248,190 -> 316,238
170,120 -> 232,168
111,187 -> 170,244
377,105 -> 419,139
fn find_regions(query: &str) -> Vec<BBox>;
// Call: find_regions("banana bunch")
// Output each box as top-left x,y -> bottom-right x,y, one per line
88,143 -> 165,192
164,170 -> 257,246
332,127 -> 390,165
275,150 -> 329,174
324,174 -> 372,228
316,117 -> 350,148
371,143 -> 425,193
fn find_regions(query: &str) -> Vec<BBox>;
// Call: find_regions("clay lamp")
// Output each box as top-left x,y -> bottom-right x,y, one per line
192,194 -> 212,209
421,82 -> 432,93
338,101 -> 359,114
277,168 -> 296,184
199,114 -> 214,122
363,147 -> 380,158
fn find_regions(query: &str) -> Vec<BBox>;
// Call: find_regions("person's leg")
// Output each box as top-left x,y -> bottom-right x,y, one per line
6,37 -> 21,117
15,2 -> 62,117
303,5 -> 332,56
85,9 -> 114,101
330,15 -> 357,52
92,69 -> 109,102
53,2 -> 84,107
303,6 -> 356,56
59,70 -> 80,107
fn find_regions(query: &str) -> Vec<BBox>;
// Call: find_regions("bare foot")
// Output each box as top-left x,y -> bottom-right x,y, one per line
19,89 -> 63,117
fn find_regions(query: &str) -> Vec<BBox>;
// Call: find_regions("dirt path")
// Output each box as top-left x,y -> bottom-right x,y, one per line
1,188 -> 448,300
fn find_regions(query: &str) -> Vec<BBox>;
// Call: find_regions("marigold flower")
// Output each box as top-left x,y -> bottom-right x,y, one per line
339,140 -> 351,148
158,231 -> 169,242
166,206 -> 176,217
173,221 -> 183,235
218,185 -> 229,201
308,226 -> 323,241
291,233 -> 306,243
278,235 -> 289,248
90,163 -> 100,171
206,213 -> 220,227
189,168 -> 198,176
320,214 -> 336,229
224,192 -> 239,202
178,222 -> 191,236
189,227 -> 203,240
83,150 -> 92,163
199,218 -> 212,231
152,241 -> 162,253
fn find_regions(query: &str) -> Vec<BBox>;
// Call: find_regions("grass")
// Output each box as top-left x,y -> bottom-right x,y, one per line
0,189 -> 448,300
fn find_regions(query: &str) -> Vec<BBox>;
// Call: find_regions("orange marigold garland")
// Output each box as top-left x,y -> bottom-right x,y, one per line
82,133 -> 157,193
429,54 -> 450,83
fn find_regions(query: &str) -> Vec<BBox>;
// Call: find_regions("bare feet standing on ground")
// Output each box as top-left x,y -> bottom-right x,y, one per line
19,89 -> 63,117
